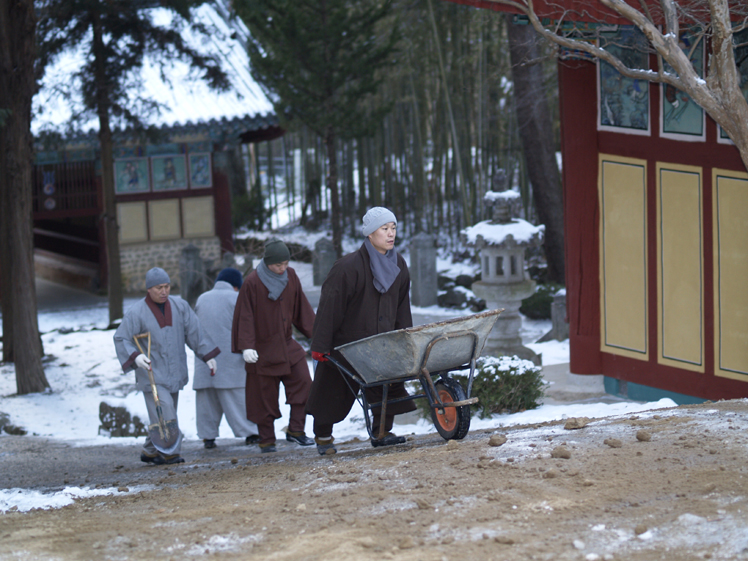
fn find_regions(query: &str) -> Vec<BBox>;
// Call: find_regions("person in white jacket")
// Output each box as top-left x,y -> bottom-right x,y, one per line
193,268 -> 259,449
114,267 -> 219,465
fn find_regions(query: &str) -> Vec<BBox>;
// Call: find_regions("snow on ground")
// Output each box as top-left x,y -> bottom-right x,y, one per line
0,485 -> 154,514
0,261 -> 678,513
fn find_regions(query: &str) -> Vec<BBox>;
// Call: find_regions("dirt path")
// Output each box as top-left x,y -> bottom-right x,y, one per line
2,400 -> 748,560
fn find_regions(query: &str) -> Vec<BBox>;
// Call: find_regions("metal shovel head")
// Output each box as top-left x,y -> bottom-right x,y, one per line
148,419 -> 182,455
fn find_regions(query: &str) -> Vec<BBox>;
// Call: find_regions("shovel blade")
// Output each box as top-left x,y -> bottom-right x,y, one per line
148,419 -> 182,455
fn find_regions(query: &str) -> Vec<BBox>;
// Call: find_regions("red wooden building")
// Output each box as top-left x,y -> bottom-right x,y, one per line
447,0 -> 748,403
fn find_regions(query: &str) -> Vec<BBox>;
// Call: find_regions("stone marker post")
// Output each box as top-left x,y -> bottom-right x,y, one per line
313,237 -> 336,285
180,243 -> 205,308
410,232 -> 437,307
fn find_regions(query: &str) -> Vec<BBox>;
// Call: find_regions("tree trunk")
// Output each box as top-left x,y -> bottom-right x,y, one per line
0,0 -> 50,393
92,14 -> 123,327
325,126 -> 342,258
505,15 -> 566,285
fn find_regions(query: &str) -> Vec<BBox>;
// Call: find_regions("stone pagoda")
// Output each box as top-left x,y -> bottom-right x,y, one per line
461,190 -> 544,364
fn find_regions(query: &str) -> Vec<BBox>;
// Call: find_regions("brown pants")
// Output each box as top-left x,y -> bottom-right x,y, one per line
245,358 -> 312,445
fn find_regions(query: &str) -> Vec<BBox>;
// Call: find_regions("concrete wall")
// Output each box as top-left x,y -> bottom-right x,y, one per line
120,236 -> 220,293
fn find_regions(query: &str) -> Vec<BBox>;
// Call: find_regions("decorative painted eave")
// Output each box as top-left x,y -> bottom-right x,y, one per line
34,113 -> 281,153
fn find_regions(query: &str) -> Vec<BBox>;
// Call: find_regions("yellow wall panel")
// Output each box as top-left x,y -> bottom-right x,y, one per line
657,165 -> 703,372
117,202 -> 148,244
713,170 -> 748,380
181,196 -> 215,238
149,199 -> 181,241
599,155 -> 648,359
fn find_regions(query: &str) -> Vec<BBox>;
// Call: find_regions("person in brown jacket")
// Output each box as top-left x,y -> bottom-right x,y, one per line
307,207 -> 416,455
231,239 -> 316,453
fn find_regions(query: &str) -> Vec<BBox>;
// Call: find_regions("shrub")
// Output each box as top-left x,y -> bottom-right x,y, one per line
412,355 -> 546,420
520,282 -> 564,320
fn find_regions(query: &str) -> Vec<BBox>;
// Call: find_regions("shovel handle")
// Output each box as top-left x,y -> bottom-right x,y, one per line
133,332 -> 168,440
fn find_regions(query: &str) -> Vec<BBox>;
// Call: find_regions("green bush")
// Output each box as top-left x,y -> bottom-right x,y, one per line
412,356 -> 546,419
520,282 -> 564,320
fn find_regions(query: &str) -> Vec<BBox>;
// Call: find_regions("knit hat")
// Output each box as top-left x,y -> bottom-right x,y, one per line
216,268 -> 243,289
145,267 -> 170,289
263,238 -> 291,265
361,207 -> 397,237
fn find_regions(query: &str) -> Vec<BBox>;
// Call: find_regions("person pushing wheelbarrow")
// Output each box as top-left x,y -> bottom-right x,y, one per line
114,267 -> 219,465
307,207 -> 416,455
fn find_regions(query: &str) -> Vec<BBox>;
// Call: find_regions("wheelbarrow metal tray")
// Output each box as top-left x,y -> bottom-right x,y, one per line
335,309 -> 502,385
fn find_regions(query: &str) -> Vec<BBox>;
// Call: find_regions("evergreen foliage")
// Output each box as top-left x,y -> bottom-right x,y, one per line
36,0 -> 230,130
414,356 -> 545,419
234,0 -> 398,142
233,0 -> 399,256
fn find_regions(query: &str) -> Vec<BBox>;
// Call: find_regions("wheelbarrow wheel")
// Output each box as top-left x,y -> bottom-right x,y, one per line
431,377 -> 471,440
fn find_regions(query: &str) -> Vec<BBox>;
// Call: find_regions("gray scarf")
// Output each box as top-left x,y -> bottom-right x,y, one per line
364,238 -> 401,294
256,260 -> 288,300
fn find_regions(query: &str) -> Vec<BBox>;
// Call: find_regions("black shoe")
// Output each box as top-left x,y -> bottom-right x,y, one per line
161,455 -> 185,464
245,434 -> 260,445
286,432 -> 314,446
260,444 -> 277,454
371,434 -> 406,448
140,452 -> 160,464
315,436 -> 337,456
203,439 -> 216,449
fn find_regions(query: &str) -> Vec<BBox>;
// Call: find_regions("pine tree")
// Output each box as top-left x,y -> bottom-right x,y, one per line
234,0 -> 398,257
36,0 -> 230,326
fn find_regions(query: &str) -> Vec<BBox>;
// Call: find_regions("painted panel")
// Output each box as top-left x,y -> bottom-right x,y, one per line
188,153 -> 212,189
598,27 -> 650,135
151,155 -> 188,191
660,34 -> 705,141
182,196 -> 215,238
149,199 -> 181,241
114,158 -> 149,194
713,170 -> 748,380
117,201 -> 148,244
599,156 -> 648,359
656,165 -> 704,371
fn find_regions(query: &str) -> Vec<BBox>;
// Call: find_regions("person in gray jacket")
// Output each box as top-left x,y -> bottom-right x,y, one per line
193,268 -> 259,449
114,267 -> 219,465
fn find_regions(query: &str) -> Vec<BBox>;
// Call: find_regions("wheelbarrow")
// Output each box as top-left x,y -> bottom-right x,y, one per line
325,308 -> 502,443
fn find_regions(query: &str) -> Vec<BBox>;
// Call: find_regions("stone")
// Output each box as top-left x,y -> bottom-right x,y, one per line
455,274 -> 474,289
564,417 -> 591,430
488,434 -> 507,447
409,233 -> 438,307
180,243 -> 206,308
99,402 -> 147,437
313,237 -> 336,286
604,438 -> 623,449
636,430 -> 652,442
551,446 -> 572,459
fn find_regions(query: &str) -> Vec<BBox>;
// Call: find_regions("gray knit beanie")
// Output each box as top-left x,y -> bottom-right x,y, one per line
361,207 -> 397,236
145,267 -> 170,289
263,238 -> 291,265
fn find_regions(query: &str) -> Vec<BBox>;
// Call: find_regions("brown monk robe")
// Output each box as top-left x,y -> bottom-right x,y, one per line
307,243 -> 416,442
231,265 -> 315,447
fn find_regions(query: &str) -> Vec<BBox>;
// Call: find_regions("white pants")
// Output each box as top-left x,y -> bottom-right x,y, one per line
195,387 -> 258,440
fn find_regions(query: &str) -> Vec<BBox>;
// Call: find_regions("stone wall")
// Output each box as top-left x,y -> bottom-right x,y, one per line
120,236 -> 221,293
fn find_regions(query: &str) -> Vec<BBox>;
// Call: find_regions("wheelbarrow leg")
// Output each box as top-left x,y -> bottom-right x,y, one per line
377,384 -> 389,440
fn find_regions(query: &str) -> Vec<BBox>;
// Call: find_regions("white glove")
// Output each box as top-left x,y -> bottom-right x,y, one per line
206,358 -> 217,375
135,354 -> 151,370
243,349 -> 258,364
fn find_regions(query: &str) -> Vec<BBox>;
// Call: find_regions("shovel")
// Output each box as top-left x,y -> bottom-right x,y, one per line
134,332 -> 182,455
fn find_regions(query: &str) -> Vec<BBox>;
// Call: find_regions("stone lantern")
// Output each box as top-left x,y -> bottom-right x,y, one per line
461,190 -> 544,364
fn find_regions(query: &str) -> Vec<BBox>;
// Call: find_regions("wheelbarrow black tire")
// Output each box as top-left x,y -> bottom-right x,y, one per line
431,377 -> 471,440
